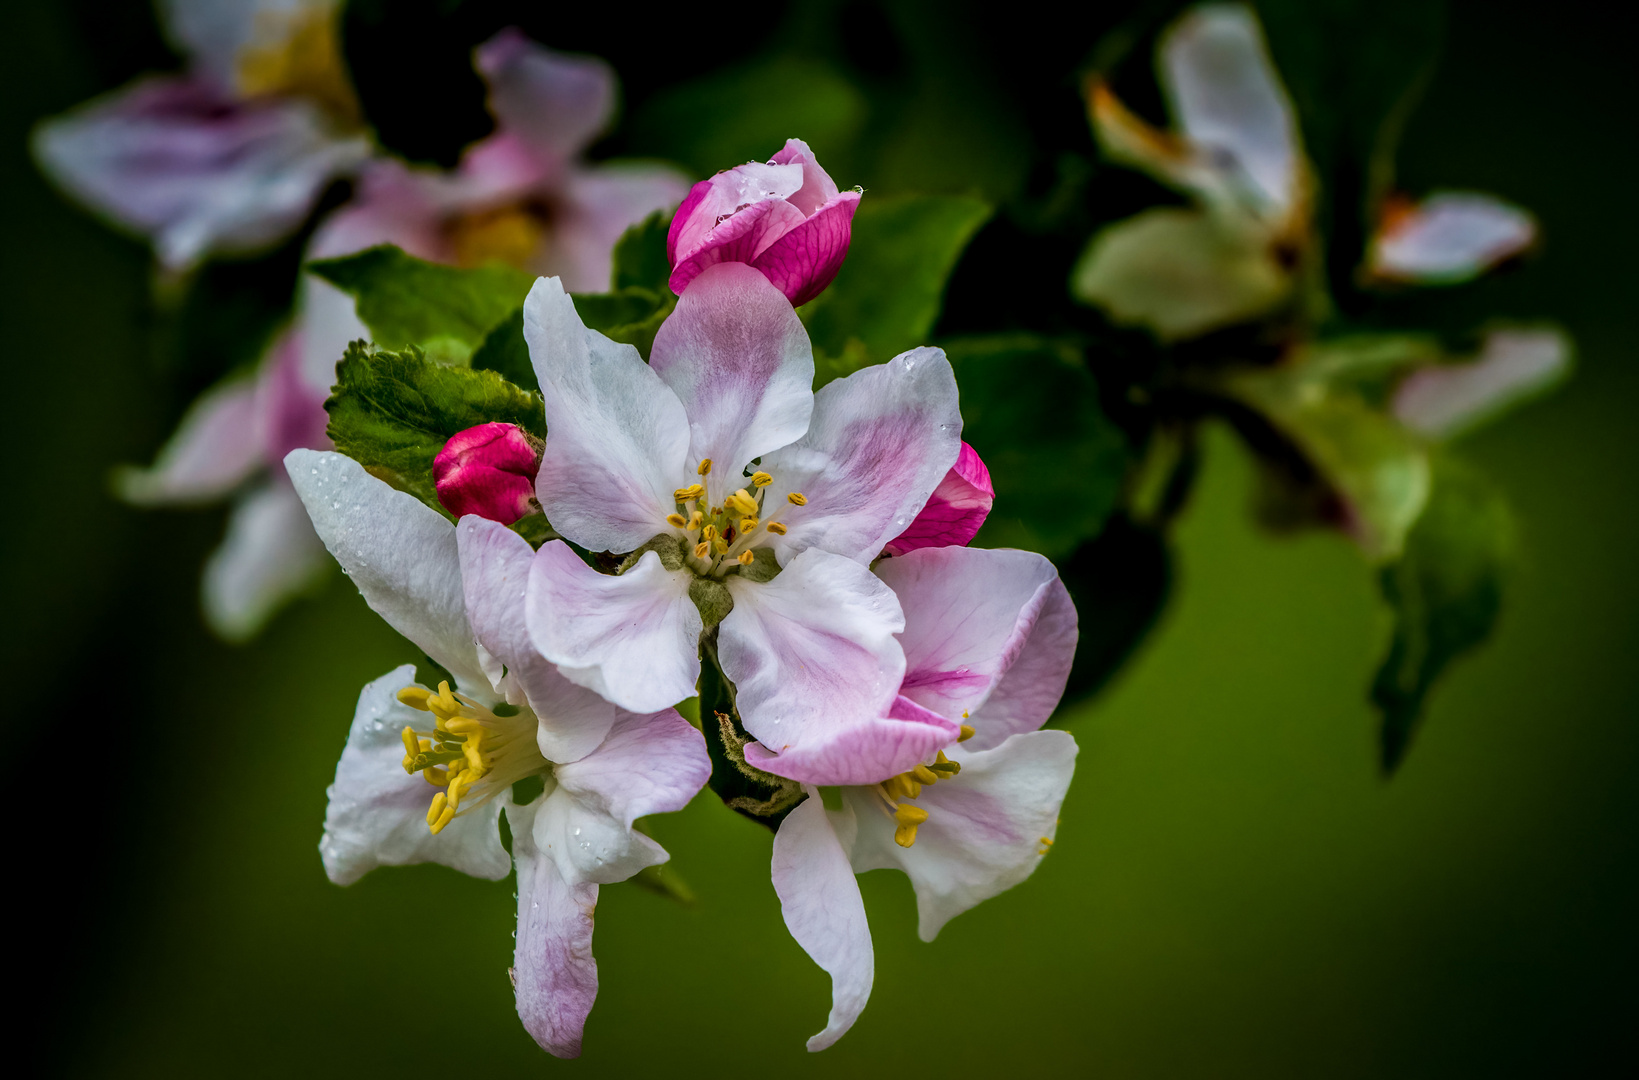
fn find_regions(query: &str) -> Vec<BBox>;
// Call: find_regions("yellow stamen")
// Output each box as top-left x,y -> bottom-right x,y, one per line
430,805 -> 456,834
712,538 -> 728,555
400,727 -> 419,758
911,764 -> 940,785
725,489 -> 759,517
666,513 -> 687,528
787,492 -> 807,506
737,550 -> 755,565
697,458 -> 713,476
766,522 -> 787,535
426,793 -> 448,827
1039,836 -> 1054,846
687,510 -> 704,530
958,724 -> 976,742
893,803 -> 929,848
694,542 -> 711,559
751,471 -> 773,488
674,483 -> 705,501
422,767 -> 449,787
739,517 -> 759,534
397,687 -> 433,711
701,523 -> 717,542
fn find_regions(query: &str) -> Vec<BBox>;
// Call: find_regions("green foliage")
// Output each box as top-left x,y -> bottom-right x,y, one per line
946,334 -> 1131,560
308,246 -> 534,364
1371,455 -> 1513,774
610,211 -> 674,293
1055,514 -> 1173,709
802,194 -> 993,384
325,341 -> 545,519
698,640 -> 802,832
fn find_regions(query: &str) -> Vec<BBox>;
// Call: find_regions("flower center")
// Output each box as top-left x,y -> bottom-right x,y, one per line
396,681 -> 550,834
235,5 -> 360,124
667,459 -> 804,579
448,203 -> 550,270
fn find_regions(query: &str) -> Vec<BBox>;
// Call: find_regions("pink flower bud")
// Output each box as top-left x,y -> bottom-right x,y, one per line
433,422 -> 541,524
884,442 -> 995,556
666,138 -> 861,307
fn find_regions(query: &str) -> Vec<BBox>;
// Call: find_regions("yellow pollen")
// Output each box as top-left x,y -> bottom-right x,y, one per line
725,489 -> 759,517
694,541 -> 711,559
739,517 -> 758,534
737,550 -> 755,565
958,724 -> 975,742
712,538 -> 729,555
426,793 -> 448,827
666,513 -> 687,528
751,471 -> 773,487
687,510 -> 704,530
396,683 -> 550,835
697,459 -> 713,476
893,803 -> 929,848
700,523 -> 718,542
400,726 -> 419,758
673,483 -> 705,501
787,492 -> 808,506
397,687 -> 434,711
767,522 -> 787,535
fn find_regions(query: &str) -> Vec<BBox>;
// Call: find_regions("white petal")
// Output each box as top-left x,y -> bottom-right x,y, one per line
319,665 -> 511,886
552,707 -> 711,832
115,373 -> 263,505
772,793 -> 874,1052
720,548 -> 906,755
525,277 -> 692,553
1161,3 -> 1300,217
1072,206 -> 1290,340
1370,193 -> 1537,284
525,540 -> 702,714
846,730 -> 1078,941
877,547 -> 1076,749
286,449 -> 488,691
649,263 -> 815,504
1393,328 -> 1571,439
456,517 -> 617,763
530,774 -> 668,889
506,795 -> 600,1059
201,480 -> 329,641
762,346 -> 962,565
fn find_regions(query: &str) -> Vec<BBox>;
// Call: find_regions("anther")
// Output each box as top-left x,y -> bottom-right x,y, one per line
739,517 -> 758,533
712,538 -> 728,555
911,764 -> 941,785
725,489 -> 758,517
766,522 -> 787,535
787,492 -> 807,506
400,726 -> 419,759
673,483 -> 705,501
666,513 -> 687,528
694,542 -> 711,559
750,471 -> 773,487
397,686 -> 433,711
958,724 -> 976,742
430,805 -> 456,834
893,804 -> 929,848
701,523 -> 717,542
697,458 -> 713,476
687,510 -> 703,530
1039,836 -> 1054,846
426,792 -> 448,827
737,550 -> 755,565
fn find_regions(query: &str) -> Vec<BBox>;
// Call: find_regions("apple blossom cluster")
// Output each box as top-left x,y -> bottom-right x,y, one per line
288,140 -> 1077,1056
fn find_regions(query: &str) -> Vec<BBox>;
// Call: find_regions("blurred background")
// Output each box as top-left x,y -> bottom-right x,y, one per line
5,0 -> 1634,1074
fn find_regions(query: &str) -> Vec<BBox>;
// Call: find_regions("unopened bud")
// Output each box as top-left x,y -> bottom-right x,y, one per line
433,422 -> 541,524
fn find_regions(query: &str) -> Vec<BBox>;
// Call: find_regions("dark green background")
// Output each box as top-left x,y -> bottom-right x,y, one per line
4,1 -> 1633,1074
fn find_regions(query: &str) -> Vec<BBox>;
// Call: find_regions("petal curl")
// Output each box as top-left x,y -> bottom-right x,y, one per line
882,441 -> 994,556
553,707 -> 711,831
751,191 -> 860,307
669,195 -> 807,297
762,346 -> 963,564
771,793 -> 874,1052
745,694 -> 958,787
320,665 -> 511,886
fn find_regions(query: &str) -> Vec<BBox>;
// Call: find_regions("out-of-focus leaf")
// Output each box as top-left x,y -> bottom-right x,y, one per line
611,211 -> 673,293
572,290 -> 675,361
1371,455 -> 1513,773
308,245 -> 534,364
629,819 -> 695,905
802,194 -> 993,384
469,308 -> 534,391
946,334 -> 1130,560
629,56 -> 866,181
1054,513 -> 1173,710
326,341 -> 544,519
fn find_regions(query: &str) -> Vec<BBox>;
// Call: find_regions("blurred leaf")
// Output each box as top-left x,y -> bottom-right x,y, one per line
629,56 -> 867,180
611,210 -> 674,293
1372,455 -> 1513,773
1055,513 -> 1173,709
802,194 -> 993,383
469,308 -> 533,390
572,289 -> 676,361
308,245 -> 533,364
326,341 -> 545,518
947,334 -> 1130,559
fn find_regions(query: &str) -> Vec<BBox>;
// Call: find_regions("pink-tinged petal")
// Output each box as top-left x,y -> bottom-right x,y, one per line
256,328 -> 331,465
531,775 -> 669,888
876,547 -> 1075,747
720,548 -> 907,754
525,277 -> 692,554
456,518 -> 617,763
320,665 -> 511,886
435,423 -> 540,524
1369,193 -> 1537,285
669,195 -> 808,297
1160,4 -> 1299,216
762,346 -> 963,565
553,708 -> 711,836
1393,327 -> 1571,439
115,374 -> 263,505
202,479 -> 330,642
33,76 -> 368,270
771,792 -> 874,1052
751,191 -> 861,307
882,441 -> 994,555
286,449 -> 489,691
507,796 -> 599,1059
525,540 -> 701,714
474,29 -> 615,173
667,160 -> 805,271
745,694 -> 958,786
845,729 -> 1078,941
649,263 -> 815,502
768,138 -> 842,217
552,163 -> 691,292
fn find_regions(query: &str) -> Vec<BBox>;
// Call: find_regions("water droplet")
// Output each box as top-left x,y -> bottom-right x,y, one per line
573,827 -> 581,836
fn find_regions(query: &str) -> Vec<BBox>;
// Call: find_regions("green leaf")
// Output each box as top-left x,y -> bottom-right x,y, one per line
469,308 -> 534,391
1371,455 -> 1513,774
945,334 -> 1131,560
571,289 -> 676,361
325,342 -> 545,519
801,194 -> 993,384
611,211 -> 674,294
308,245 -> 534,364
1055,514 -> 1173,710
